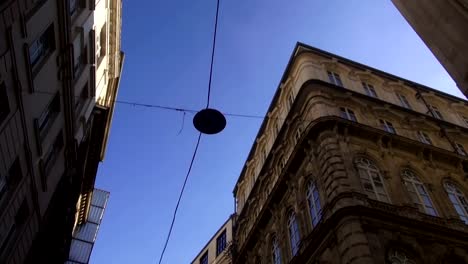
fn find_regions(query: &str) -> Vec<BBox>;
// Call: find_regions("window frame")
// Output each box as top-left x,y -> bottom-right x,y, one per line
417,131 -> 432,145
97,23 -> 107,66
307,181 -> 322,227
379,119 -> 396,134
387,249 -> 416,264
216,229 -> 227,256
460,114 -> 468,127
396,93 -> 412,109
327,71 -> 343,87
0,81 -> 10,125
402,170 -> 437,216
339,107 -> 357,122
199,251 -> 208,264
362,82 -> 378,98
455,143 -> 467,156
36,93 -> 61,142
41,131 -> 64,177
28,24 -> 56,72
444,181 -> 468,224
271,236 -> 282,264
355,157 -> 390,202
287,210 -> 301,256
428,105 -> 444,120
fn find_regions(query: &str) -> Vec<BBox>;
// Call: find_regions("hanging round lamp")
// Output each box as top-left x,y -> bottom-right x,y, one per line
193,108 -> 226,134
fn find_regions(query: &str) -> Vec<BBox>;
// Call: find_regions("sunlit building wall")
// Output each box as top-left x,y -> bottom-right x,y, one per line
192,216 -> 234,264
232,43 -> 468,263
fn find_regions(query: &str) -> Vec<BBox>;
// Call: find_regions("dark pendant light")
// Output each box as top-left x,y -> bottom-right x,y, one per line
193,108 -> 226,134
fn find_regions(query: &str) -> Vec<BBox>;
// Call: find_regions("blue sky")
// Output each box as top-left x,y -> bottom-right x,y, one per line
91,1 -> 463,263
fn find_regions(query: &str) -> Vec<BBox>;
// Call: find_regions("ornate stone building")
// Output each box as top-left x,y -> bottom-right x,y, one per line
392,0 -> 468,98
232,43 -> 468,263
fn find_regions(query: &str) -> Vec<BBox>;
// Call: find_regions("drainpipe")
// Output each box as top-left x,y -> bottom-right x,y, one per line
415,89 -> 458,152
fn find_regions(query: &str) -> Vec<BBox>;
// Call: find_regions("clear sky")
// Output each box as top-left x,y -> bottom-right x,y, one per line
90,1 -> 463,263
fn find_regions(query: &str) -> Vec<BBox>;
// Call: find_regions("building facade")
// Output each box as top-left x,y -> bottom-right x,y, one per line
232,43 -> 468,263
192,216 -> 234,264
392,0 -> 468,98
0,0 -> 122,263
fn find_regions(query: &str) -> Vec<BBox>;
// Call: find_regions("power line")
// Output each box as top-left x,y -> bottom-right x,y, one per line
157,0 -> 222,262
206,0 -> 221,108
158,132 -> 202,264
28,89 -> 460,134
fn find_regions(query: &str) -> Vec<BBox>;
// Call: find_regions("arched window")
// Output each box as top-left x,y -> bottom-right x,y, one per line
287,211 -> 301,256
355,157 -> 390,202
402,170 -> 437,216
388,249 -> 416,264
306,181 -> 322,226
271,236 -> 282,264
444,181 -> 468,224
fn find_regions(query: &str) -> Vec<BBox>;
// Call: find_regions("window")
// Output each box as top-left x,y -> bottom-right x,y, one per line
0,159 -> 22,202
272,236 -> 282,264
75,83 -> 89,115
444,181 -> 468,224
0,198 -> 28,253
428,105 -> 444,120
199,251 -> 208,264
216,230 -> 227,256
0,82 -> 10,124
362,82 -> 378,98
388,249 -> 416,264
417,131 -> 432,145
356,157 -> 390,202
340,107 -> 357,122
42,131 -> 64,176
402,170 -> 437,216
69,0 -> 79,15
0,173 -> 6,201
455,143 -> 467,156
29,24 -> 55,69
380,119 -> 396,134
327,71 -> 343,87
37,93 -> 60,141
7,159 -> 22,190
97,23 -> 107,65
396,93 -> 412,109
307,181 -> 322,226
460,115 -> 468,127
15,200 -> 29,227
288,211 -> 301,256
73,35 -> 86,77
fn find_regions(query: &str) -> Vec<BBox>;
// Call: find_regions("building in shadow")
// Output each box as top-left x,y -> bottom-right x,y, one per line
0,0 -> 123,263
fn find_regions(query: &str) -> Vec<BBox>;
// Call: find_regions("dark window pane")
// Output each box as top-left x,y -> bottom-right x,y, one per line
0,82 -> 10,124
200,251 -> 208,264
38,93 -> 61,141
216,230 -> 227,256
29,24 -> 55,69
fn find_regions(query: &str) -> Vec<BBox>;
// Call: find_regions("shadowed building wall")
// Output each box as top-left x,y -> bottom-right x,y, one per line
392,0 -> 468,98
